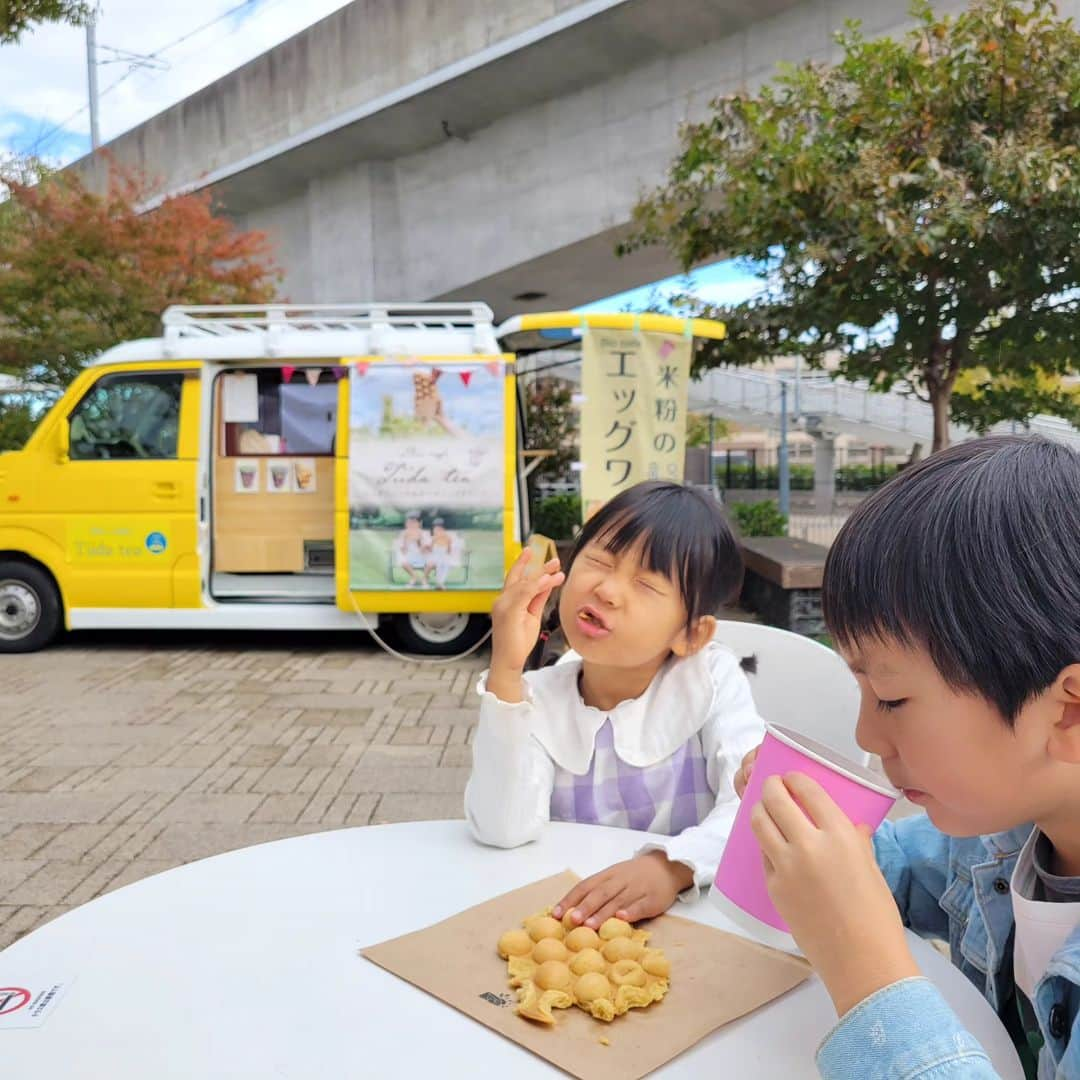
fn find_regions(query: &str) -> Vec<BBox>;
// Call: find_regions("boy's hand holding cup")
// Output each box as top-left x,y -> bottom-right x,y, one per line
486,547 -> 564,704
721,726 -> 918,1017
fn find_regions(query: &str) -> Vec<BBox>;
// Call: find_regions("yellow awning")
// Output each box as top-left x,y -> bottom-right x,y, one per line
495,311 -> 727,354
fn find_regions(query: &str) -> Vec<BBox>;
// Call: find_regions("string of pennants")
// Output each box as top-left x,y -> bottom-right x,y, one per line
282,359 -> 502,387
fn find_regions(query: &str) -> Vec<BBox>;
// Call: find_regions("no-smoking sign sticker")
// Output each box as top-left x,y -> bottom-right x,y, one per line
0,975 -> 73,1029
0,988 -> 30,1015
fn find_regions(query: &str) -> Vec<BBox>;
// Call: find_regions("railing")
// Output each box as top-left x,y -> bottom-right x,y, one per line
161,303 -> 495,339
695,368 -> 1080,448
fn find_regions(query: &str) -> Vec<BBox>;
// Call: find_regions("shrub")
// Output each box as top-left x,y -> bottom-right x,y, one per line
532,493 -> 581,541
730,500 -> 788,537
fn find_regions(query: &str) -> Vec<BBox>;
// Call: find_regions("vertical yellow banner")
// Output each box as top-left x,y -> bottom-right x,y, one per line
580,327 -> 693,515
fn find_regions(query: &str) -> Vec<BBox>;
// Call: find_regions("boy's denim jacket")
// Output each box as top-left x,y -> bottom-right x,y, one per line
816,815 -> 1080,1079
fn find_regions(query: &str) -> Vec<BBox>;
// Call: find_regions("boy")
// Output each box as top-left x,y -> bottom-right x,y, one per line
395,512 -> 431,587
740,436 -> 1080,1079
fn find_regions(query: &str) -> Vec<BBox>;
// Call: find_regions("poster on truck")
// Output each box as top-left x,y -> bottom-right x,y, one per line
348,361 -> 505,591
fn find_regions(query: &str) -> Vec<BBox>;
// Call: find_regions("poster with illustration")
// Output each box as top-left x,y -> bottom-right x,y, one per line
348,361 -> 505,591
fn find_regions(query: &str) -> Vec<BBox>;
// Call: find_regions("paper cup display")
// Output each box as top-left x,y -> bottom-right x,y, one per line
235,461 -> 260,493
267,461 -> 293,493
293,458 -> 317,493
711,723 -> 899,951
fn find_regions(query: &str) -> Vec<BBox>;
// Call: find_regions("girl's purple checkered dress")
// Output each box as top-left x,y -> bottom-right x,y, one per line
549,718 -> 716,835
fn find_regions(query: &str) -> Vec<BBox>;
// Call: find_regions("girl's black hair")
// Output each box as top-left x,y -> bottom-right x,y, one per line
823,435 -> 1080,723
526,481 -> 743,669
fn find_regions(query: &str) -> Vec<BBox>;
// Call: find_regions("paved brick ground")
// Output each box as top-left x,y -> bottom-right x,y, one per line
0,630 -> 486,951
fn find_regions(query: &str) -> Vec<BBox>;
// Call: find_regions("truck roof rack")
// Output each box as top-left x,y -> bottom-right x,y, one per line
161,303 -> 495,339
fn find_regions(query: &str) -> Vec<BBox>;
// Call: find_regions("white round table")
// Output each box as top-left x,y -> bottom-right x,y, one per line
0,821 -> 1022,1078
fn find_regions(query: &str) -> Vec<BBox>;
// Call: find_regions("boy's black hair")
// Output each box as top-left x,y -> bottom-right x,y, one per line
823,435 -> 1080,723
526,481 -> 743,669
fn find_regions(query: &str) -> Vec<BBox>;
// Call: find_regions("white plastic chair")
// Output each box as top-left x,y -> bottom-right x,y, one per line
712,620 -> 869,766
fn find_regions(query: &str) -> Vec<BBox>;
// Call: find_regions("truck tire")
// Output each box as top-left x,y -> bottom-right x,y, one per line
0,561 -> 63,653
389,612 -> 490,657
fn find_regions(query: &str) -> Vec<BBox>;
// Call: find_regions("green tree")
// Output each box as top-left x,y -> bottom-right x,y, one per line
622,0 -> 1080,451
685,412 -> 731,447
0,397 -> 38,453
1,0 -> 90,43
523,376 -> 578,496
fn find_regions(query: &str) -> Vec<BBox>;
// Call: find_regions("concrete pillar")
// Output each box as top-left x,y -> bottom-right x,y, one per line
814,436 -> 836,515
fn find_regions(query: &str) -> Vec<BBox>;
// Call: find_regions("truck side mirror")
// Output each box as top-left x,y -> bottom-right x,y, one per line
57,420 -> 70,463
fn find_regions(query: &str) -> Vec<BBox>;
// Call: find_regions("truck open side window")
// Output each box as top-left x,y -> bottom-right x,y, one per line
69,373 -> 183,461
222,369 -> 338,457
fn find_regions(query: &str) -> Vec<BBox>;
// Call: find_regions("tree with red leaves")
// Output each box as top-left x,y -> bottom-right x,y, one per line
0,159 -> 281,386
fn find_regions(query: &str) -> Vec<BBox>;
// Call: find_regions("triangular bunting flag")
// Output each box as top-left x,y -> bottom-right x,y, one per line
459,370 -> 473,387
354,361 -> 370,376
486,361 -> 501,377
332,366 -> 346,381
430,367 -> 443,382
305,368 -> 323,387
659,339 -> 676,359
282,365 -> 296,383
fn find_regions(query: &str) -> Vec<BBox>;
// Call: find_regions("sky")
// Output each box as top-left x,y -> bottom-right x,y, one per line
0,0 -> 354,163
577,259 -> 765,314
0,0 -> 763,307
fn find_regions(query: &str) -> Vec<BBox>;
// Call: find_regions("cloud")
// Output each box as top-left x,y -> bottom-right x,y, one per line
0,0 -> 352,162
687,277 -> 767,307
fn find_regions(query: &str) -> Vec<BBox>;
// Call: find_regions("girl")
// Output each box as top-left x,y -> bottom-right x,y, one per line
465,481 -> 765,930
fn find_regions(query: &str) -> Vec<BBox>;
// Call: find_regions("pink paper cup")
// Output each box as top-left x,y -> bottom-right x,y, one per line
711,722 -> 899,951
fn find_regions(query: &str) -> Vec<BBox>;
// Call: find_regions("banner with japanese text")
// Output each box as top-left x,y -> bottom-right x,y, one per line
579,329 -> 693,516
348,361 -> 506,591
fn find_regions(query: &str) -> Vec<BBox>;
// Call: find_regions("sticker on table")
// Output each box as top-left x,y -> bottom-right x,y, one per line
235,460 -> 261,494
0,976 -> 74,1029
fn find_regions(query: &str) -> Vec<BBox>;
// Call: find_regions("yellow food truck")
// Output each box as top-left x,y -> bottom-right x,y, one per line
0,303 -> 726,653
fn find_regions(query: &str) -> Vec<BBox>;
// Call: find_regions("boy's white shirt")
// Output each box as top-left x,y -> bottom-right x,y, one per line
464,641 -> 766,900
1011,827 -> 1080,998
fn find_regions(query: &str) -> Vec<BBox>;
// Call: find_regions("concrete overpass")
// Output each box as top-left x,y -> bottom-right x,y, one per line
73,0 -> 986,318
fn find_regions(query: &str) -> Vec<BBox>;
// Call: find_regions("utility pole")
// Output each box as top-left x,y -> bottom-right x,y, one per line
86,12 -> 100,151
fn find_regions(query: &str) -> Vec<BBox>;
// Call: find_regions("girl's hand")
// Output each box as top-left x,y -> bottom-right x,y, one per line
551,852 -> 694,929
734,745 -> 760,798
486,549 -> 564,702
750,772 -> 919,1017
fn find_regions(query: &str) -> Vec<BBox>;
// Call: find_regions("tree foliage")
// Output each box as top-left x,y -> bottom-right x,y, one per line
1,0 -> 90,44
0,158 -> 281,385
0,397 -> 38,452
523,376 -> 578,495
623,0 -> 1080,449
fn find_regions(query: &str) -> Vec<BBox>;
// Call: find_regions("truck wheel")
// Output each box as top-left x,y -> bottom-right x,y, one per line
0,561 -> 62,653
389,612 -> 490,657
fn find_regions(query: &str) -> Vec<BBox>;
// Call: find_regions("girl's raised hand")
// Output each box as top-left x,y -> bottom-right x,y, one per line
489,548 -> 565,677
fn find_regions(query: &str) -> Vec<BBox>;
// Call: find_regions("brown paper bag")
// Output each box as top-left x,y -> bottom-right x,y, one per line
362,870 -> 810,1080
